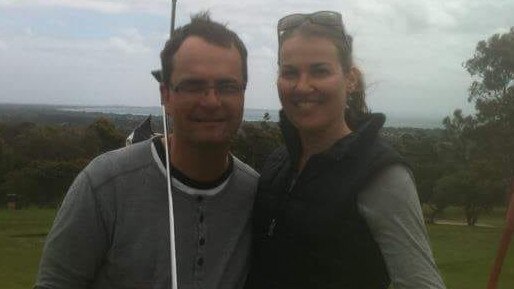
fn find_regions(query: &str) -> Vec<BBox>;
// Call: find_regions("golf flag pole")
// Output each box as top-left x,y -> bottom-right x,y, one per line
161,1 -> 178,289
170,0 -> 177,36
486,180 -> 514,289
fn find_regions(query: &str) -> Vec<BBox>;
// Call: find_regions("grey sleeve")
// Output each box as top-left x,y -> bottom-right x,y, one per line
34,171 -> 109,289
357,165 -> 446,289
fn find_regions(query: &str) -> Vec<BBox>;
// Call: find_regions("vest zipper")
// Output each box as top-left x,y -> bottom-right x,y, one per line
266,218 -> 277,237
266,176 -> 297,238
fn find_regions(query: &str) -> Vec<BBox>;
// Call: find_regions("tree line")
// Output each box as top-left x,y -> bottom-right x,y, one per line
1,28 -> 513,226
0,118 -> 125,207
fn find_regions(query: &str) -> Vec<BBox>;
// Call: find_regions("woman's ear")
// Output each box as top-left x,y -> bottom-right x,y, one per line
345,66 -> 361,95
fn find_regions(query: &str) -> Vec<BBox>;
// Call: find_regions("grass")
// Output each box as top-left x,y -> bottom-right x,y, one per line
429,224 -> 514,289
428,206 -> 514,289
1,208 -> 513,289
0,208 -> 56,289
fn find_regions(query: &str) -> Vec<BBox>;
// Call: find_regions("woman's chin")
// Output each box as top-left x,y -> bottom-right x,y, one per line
291,117 -> 328,133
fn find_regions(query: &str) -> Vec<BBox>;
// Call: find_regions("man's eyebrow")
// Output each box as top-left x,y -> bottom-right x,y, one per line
216,78 -> 241,84
176,78 -> 205,84
175,77 -> 241,85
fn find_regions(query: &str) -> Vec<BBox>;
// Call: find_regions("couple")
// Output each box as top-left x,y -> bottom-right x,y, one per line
35,11 -> 445,289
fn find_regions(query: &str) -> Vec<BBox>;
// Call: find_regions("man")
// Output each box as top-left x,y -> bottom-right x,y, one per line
35,13 -> 259,289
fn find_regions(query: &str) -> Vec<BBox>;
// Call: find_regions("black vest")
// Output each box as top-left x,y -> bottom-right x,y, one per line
246,113 -> 405,289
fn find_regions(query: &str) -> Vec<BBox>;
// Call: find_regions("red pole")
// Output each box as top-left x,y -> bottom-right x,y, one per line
486,181 -> 514,289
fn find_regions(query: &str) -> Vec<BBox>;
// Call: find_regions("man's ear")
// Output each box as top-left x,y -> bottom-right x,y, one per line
160,83 -> 173,114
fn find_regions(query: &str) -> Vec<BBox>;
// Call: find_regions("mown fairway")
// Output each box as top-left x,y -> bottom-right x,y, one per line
0,208 -> 513,289
0,208 -> 56,289
429,207 -> 514,289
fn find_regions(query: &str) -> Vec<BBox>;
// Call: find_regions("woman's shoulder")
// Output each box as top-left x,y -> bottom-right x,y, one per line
357,164 -> 421,229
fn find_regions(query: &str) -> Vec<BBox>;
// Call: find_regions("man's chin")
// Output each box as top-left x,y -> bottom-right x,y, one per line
192,141 -> 230,150
189,133 -> 233,148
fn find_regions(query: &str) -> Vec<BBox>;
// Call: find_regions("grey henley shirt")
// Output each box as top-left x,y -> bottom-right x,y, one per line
34,139 -> 259,289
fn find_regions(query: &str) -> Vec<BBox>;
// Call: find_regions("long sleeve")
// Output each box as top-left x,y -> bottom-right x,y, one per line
357,165 -> 446,289
34,171 -> 109,289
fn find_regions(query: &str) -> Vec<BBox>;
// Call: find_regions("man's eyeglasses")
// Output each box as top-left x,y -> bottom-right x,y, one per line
171,80 -> 245,98
277,11 -> 345,36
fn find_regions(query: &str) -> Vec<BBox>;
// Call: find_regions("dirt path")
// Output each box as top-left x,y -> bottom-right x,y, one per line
434,220 -> 497,228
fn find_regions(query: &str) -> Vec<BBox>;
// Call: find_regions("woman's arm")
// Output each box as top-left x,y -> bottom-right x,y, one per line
357,164 -> 446,289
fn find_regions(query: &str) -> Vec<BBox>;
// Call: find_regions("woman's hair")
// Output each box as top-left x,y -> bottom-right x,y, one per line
278,22 -> 369,130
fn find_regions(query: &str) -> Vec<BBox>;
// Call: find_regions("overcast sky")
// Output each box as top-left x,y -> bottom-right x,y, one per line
1,0 -> 513,119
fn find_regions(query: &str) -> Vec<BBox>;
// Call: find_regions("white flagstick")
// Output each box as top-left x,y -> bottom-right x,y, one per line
163,1 -> 179,288
161,105 -> 178,289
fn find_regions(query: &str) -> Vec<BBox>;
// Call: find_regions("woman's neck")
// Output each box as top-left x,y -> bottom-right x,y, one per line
297,120 -> 352,171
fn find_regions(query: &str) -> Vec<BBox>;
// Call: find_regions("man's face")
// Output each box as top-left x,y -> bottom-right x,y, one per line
161,36 -> 245,147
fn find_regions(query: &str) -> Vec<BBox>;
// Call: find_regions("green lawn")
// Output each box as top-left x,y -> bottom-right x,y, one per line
429,206 -> 514,289
0,208 -> 56,289
1,208 -> 513,289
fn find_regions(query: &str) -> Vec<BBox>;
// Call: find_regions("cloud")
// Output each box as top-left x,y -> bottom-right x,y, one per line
0,27 -> 160,106
4,32 -> 151,57
0,0 -> 511,117
108,29 -> 151,54
108,37 -> 150,54
0,0 -> 168,14
1,0 -> 125,13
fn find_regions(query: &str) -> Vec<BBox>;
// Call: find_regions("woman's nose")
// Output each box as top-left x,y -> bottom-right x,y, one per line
293,74 -> 314,93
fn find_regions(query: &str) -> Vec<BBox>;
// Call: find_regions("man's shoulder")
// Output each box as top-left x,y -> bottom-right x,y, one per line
84,139 -> 155,189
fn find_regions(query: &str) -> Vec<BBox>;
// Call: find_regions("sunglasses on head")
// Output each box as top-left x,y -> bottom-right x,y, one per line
277,11 -> 345,36
276,11 -> 351,53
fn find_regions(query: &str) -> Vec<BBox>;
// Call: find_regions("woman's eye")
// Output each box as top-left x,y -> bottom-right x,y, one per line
311,68 -> 330,77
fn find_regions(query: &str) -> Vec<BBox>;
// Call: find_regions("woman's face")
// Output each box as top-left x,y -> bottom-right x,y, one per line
278,34 -> 354,133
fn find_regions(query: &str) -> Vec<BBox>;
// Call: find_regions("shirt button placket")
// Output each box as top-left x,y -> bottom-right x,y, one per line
195,195 -> 206,281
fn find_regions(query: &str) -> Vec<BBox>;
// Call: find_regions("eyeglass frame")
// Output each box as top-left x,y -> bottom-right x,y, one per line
169,80 -> 246,98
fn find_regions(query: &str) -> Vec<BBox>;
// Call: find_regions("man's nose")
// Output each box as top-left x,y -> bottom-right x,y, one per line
200,87 -> 222,107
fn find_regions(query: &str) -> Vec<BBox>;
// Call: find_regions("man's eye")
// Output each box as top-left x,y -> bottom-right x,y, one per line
218,83 -> 241,94
177,81 -> 205,93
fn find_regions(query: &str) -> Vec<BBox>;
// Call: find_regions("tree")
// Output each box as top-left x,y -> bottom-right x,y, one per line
434,108 -> 506,225
440,109 -> 476,167
0,119 -> 125,207
0,136 -> 17,204
12,125 -> 86,162
0,160 -> 83,207
434,170 -> 496,226
385,129 -> 445,206
232,115 -> 282,172
464,27 -> 514,188
84,117 -> 125,155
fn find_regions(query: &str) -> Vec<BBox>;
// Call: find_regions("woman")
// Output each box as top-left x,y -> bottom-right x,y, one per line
246,11 -> 445,289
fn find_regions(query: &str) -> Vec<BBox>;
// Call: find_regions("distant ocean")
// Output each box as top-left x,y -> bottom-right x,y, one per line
60,106 -> 442,129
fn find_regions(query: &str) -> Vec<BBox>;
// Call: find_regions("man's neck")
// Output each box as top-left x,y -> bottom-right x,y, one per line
165,136 -> 230,183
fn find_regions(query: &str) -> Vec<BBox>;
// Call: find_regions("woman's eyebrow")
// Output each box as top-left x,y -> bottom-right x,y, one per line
311,63 -> 330,68
280,64 -> 296,69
